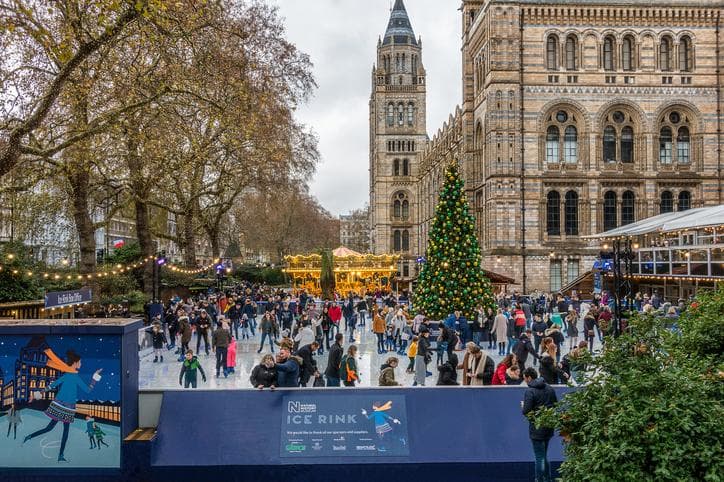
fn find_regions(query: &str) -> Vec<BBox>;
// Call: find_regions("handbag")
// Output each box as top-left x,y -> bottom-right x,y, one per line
313,375 -> 325,387
401,332 -> 410,341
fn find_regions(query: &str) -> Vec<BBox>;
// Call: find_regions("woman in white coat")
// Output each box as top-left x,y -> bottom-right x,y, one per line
491,308 -> 509,356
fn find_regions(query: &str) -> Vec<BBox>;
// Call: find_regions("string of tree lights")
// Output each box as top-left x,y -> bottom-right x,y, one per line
0,254 -> 224,279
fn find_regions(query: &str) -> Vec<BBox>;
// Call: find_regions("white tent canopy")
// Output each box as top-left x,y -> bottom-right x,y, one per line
585,204 -> 724,240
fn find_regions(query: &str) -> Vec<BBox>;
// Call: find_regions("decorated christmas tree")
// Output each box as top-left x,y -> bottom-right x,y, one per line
414,161 -> 494,320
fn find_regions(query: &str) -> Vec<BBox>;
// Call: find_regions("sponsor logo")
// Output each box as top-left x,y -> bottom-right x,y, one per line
285,443 -> 306,452
355,445 -> 376,451
288,401 -> 317,413
332,445 -> 346,451
312,442 -> 322,451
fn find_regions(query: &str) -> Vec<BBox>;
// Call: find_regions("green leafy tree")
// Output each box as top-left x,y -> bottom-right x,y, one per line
0,242 -> 43,302
414,162 -> 494,320
535,286 -> 724,482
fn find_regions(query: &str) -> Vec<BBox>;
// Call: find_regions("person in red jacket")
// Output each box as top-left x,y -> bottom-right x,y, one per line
492,354 -> 517,385
328,302 -> 342,336
513,306 -> 527,338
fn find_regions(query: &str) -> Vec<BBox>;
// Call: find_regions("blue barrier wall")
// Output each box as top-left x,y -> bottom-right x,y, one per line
152,386 -> 572,467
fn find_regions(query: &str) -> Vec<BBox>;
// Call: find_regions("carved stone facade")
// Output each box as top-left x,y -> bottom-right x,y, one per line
370,0 -> 723,292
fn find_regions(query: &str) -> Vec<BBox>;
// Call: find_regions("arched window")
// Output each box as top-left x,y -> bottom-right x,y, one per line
603,191 -> 617,231
659,110 -> 693,165
602,110 -> 636,163
679,36 -> 692,72
397,103 -> 404,126
546,35 -> 558,70
565,191 -> 579,235
621,126 -> 634,163
660,36 -> 672,71
407,103 -> 414,126
678,191 -> 691,211
387,103 -> 394,127
545,110 -> 579,165
546,126 -> 559,163
659,126 -> 673,164
402,159 -> 409,176
565,35 -> 578,70
603,36 -> 615,71
660,191 -> 674,214
603,126 -> 617,163
393,159 -> 400,176
402,230 -> 410,251
677,127 -> 690,164
564,126 -> 578,163
392,192 -> 409,220
622,190 -> 635,225
622,36 -> 634,71
546,191 -> 561,236
393,230 -> 401,251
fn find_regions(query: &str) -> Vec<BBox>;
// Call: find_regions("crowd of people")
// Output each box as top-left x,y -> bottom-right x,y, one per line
144,282 -> 687,391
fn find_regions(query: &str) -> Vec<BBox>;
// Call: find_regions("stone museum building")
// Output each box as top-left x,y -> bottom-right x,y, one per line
369,0 -> 723,292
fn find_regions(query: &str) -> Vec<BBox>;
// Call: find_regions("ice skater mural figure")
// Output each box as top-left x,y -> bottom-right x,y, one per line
85,416 -> 96,449
93,423 -> 109,449
22,349 -> 102,462
361,401 -> 403,452
4,406 -> 22,439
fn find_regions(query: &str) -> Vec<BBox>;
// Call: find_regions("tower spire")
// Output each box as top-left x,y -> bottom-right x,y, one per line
383,0 -> 417,46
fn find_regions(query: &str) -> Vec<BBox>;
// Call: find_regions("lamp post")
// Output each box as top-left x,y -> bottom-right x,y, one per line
611,238 -> 634,337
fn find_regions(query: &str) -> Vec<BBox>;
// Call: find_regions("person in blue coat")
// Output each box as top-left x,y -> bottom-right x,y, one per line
23,349 -> 102,462
274,348 -> 301,387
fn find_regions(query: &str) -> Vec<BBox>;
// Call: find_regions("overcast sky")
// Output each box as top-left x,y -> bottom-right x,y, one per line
271,0 -> 461,216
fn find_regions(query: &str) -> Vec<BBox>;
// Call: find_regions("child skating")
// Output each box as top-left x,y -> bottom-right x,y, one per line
93,422 -> 109,449
146,321 -> 168,363
179,349 -> 207,388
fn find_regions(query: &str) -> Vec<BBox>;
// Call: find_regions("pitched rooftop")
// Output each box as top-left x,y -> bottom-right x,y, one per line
383,0 -> 417,46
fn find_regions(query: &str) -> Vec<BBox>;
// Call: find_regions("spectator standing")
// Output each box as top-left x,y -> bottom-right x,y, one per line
522,367 -> 558,482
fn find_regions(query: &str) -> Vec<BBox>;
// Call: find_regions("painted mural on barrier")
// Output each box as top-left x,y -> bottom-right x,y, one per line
0,335 -> 121,468
281,393 -> 409,457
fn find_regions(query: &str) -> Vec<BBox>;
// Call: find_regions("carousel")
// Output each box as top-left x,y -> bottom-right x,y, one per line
283,246 -> 399,296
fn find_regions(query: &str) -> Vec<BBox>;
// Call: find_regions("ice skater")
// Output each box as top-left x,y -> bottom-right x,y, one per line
4,405 -> 21,439
146,321 -> 167,363
85,416 -> 96,449
361,401 -> 402,452
179,349 -> 207,388
23,349 -> 103,462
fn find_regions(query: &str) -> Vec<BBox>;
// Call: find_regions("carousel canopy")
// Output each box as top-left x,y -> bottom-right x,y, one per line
332,246 -> 364,257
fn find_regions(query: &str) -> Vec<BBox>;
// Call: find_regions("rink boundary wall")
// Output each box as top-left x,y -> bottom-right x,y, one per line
149,386 -> 573,466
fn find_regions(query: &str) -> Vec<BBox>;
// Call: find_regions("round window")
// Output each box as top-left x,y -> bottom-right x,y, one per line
556,111 -> 568,123
669,112 -> 681,124
612,111 -> 625,123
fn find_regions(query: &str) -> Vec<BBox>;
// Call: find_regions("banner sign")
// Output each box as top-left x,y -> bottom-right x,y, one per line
593,270 -> 602,294
280,393 -> 409,458
44,288 -> 92,309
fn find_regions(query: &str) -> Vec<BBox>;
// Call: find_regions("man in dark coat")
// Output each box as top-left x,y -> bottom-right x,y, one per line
324,333 -> 344,387
296,342 -> 320,387
513,330 -> 540,371
275,348 -> 301,387
522,367 -> 558,482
